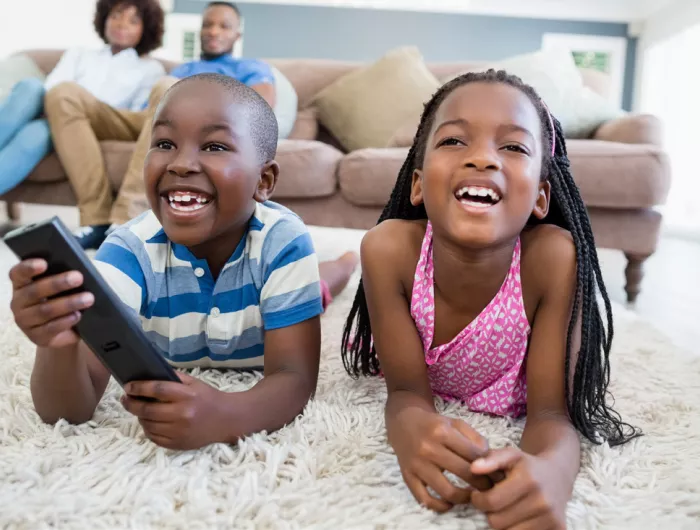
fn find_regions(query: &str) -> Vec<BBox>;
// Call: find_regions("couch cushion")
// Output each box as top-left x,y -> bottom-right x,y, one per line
287,108 -> 319,141
273,140 -> 343,200
27,141 -> 136,189
26,153 -> 66,183
339,148 -> 408,207
567,140 -> 671,209
339,141 -> 672,210
312,47 -> 440,152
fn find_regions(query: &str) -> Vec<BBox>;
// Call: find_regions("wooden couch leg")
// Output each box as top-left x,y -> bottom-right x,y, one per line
6,202 -> 20,221
624,253 -> 650,304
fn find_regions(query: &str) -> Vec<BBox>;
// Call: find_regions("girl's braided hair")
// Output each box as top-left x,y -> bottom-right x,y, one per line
341,69 -> 640,447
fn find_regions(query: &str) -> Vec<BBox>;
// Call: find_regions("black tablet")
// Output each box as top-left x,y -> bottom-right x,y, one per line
3,217 -> 180,387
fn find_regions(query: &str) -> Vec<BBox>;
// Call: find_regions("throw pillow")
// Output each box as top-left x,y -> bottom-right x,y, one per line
312,47 -> 440,151
444,48 -> 624,138
271,66 -> 298,140
0,54 -> 46,102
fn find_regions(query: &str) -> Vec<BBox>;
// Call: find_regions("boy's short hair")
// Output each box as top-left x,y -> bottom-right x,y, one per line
170,73 -> 278,163
93,0 -> 165,56
206,1 -> 241,18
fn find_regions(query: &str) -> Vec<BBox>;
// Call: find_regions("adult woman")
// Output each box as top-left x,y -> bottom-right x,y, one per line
0,0 -> 165,203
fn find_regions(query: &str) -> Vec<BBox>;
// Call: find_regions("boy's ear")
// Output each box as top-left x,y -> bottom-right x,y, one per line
410,169 -> 424,206
532,180 -> 550,220
254,160 -> 279,203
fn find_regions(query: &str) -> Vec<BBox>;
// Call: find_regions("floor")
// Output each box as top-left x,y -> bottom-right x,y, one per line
2,203 -> 699,355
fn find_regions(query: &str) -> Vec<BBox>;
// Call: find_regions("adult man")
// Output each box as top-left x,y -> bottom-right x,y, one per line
50,1 -> 293,249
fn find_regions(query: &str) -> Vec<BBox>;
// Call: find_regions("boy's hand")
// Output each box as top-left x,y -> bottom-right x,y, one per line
391,407 -> 493,512
121,372 -> 226,450
470,448 -> 568,530
9,259 -> 94,348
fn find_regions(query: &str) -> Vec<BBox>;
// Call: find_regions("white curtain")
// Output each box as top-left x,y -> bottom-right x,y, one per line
639,23 -> 700,234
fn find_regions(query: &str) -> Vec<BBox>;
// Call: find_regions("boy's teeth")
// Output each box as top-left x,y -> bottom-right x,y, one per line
167,191 -> 211,205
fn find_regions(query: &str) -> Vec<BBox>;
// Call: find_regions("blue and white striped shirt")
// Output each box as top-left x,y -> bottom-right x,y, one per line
93,201 -> 323,369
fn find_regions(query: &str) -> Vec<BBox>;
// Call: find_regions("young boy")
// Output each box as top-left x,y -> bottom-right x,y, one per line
8,74 -> 357,450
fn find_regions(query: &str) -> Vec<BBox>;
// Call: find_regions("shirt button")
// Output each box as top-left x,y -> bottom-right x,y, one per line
211,307 -> 221,318
194,267 -> 205,278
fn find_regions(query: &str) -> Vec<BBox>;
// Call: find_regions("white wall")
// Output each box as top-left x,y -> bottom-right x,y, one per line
189,0 -> 669,23
0,0 -> 103,59
633,0 -> 700,233
633,0 -> 700,111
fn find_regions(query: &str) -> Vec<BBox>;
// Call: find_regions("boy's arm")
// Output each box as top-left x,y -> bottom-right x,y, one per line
30,231 -> 145,424
31,341 -> 110,424
218,316 -> 321,442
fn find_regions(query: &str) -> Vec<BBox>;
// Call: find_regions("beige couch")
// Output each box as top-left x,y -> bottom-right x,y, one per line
1,50 -> 671,302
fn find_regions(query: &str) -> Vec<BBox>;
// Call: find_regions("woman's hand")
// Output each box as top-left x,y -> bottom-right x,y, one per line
390,406 -> 493,512
470,448 -> 569,530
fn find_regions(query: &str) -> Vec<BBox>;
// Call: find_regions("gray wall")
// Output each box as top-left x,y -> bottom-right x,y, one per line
174,0 -> 636,110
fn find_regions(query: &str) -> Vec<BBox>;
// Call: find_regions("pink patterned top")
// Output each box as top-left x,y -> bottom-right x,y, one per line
410,222 -> 531,417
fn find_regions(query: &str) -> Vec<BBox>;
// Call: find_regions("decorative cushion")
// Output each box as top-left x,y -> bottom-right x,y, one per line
445,48 -> 625,139
0,55 -> 46,102
313,47 -> 440,151
271,66 -> 298,140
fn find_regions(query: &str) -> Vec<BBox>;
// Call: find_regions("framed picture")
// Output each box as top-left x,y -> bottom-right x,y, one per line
154,13 -> 244,62
541,33 -> 627,108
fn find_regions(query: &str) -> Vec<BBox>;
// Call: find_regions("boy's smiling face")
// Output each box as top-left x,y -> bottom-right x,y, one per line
144,80 -> 278,256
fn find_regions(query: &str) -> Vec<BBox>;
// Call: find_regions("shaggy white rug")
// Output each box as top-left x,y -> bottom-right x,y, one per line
0,226 -> 699,530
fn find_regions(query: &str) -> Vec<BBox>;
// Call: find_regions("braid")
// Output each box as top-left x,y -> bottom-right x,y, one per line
341,69 -> 640,446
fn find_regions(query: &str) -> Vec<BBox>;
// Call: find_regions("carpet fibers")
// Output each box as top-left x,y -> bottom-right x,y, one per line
0,228 -> 699,529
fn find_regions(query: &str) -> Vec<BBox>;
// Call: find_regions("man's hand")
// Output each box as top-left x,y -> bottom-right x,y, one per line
470,448 -> 569,530
391,406 -> 493,513
121,372 -> 227,450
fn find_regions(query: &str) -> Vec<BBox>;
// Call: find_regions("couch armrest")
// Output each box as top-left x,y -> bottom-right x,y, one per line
593,114 -> 663,146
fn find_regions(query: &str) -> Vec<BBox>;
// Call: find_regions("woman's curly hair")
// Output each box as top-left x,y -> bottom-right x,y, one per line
94,0 -> 165,56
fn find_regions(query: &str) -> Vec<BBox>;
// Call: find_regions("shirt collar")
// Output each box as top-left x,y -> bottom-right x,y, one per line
201,53 -> 235,64
100,46 -> 138,59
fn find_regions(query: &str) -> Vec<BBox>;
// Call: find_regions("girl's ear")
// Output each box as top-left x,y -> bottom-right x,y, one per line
254,161 -> 279,203
410,169 -> 425,206
531,180 -> 550,220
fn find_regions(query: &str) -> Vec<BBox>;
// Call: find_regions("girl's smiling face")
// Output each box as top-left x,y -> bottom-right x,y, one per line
411,82 -> 551,248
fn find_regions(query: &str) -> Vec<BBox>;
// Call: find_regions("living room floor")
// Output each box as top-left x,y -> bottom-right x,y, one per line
1,204 -> 698,356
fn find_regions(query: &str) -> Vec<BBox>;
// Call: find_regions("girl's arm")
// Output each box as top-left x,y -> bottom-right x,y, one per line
361,221 -> 491,512
470,226 -> 580,529
518,227 -> 581,491
360,222 -> 436,418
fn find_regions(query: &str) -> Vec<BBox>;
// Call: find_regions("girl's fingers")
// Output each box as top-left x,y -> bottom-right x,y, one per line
431,445 -> 492,492
471,474 -> 532,515
415,462 -> 472,508
404,472 -> 453,513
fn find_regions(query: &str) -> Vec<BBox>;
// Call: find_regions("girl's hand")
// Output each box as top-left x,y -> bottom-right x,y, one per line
391,407 -> 494,512
470,448 -> 568,530
121,372 -> 226,450
9,259 -> 94,348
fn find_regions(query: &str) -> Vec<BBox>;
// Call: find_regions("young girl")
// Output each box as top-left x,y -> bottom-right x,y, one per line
341,70 -> 639,528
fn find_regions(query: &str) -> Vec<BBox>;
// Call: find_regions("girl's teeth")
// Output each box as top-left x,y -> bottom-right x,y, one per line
460,199 -> 491,208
